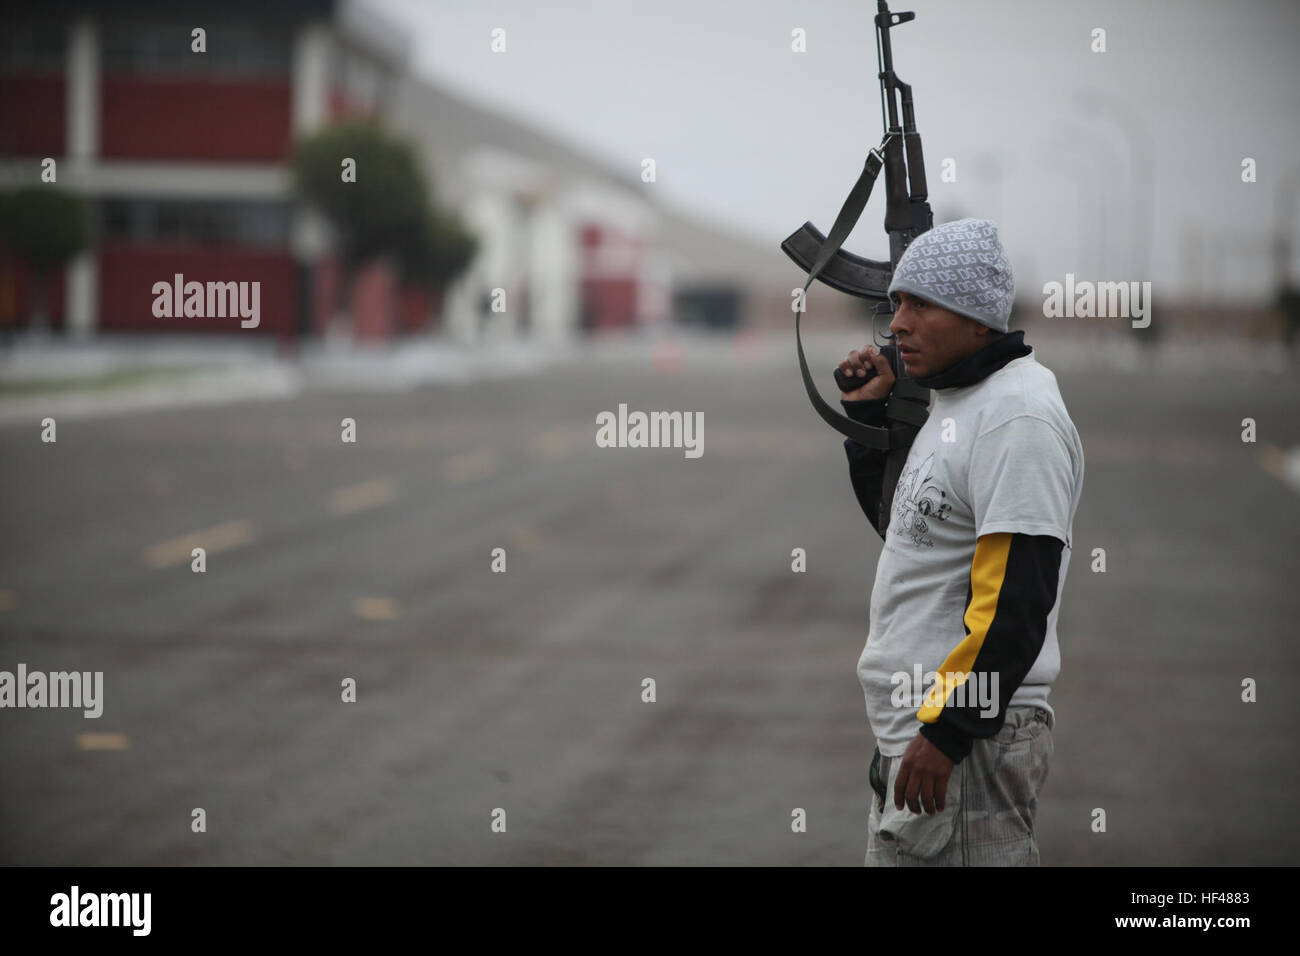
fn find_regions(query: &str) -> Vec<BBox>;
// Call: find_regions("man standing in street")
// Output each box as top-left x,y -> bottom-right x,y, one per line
837,218 -> 1084,866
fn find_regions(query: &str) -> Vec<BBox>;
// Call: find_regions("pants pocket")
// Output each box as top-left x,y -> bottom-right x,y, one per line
978,708 -> 1053,852
875,750 -> 963,860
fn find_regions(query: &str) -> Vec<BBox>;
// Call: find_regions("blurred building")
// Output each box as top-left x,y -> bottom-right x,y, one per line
0,0 -> 790,344
397,75 -> 660,344
396,73 -> 807,344
0,0 -> 416,340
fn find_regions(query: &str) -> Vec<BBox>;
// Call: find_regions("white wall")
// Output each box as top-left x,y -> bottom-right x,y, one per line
439,146 -> 659,344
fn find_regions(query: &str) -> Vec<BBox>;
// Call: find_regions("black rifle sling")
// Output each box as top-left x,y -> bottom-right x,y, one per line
878,385 -> 930,533
793,2 -> 933,530
879,425 -> 913,534
796,145 -> 893,451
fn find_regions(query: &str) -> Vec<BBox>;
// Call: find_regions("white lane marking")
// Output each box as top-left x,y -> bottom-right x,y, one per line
1258,443 -> 1300,495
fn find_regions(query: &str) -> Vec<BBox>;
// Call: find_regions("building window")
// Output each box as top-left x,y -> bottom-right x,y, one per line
102,21 -> 290,78
0,19 -> 67,72
100,199 -> 290,247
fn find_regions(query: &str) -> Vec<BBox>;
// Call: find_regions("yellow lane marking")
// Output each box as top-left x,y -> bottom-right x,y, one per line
530,428 -> 581,460
76,733 -> 130,751
144,519 -> 256,569
1258,443 -> 1285,478
444,448 -> 499,484
353,596 -> 400,621
327,477 -> 397,516
510,528 -> 544,552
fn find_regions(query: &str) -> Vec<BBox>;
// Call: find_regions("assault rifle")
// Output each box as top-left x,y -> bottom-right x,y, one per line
781,0 -> 934,452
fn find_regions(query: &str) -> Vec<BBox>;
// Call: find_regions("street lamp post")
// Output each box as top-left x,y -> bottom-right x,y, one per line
1075,88 -> 1156,340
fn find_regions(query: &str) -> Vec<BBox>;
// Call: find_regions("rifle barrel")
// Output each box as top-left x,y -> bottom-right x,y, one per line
876,1 -> 901,131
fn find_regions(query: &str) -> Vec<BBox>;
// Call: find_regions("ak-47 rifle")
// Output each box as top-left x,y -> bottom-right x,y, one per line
782,0 -> 934,453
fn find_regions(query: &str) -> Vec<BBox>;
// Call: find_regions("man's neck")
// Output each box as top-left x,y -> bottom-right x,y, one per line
911,330 -> 1032,390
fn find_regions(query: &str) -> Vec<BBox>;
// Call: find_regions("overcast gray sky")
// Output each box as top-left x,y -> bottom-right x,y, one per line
372,0 -> 1300,303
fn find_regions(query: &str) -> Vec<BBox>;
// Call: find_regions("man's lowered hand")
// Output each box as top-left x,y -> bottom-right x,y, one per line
894,732 -> 956,815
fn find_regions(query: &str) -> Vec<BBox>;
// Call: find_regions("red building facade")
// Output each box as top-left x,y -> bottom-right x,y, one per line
0,0 -> 426,341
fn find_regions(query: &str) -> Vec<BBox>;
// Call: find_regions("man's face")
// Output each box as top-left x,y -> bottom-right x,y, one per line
888,291 -> 995,378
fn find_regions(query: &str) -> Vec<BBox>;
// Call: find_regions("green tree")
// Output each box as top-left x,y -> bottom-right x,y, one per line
0,187 -> 91,332
291,120 -> 476,331
396,207 -> 477,291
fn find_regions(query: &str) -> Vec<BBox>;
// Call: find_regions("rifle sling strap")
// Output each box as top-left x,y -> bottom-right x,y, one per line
796,135 -> 931,451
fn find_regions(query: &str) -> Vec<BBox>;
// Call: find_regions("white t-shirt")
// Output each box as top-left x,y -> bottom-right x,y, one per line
857,353 -> 1085,757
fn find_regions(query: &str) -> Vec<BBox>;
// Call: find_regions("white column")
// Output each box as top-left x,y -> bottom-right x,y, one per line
450,190 -> 512,345
65,253 -> 97,339
66,16 -> 99,164
290,206 -> 329,263
65,17 -> 99,336
442,283 -> 476,344
528,198 -> 576,343
292,23 -> 332,134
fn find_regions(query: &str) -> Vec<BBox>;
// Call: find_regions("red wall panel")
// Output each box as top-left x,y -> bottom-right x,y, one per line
397,286 -> 437,334
0,73 -> 66,156
327,85 -> 381,121
582,278 -> 638,331
313,253 -> 433,339
579,222 -> 643,330
97,243 -> 295,334
0,254 -> 68,330
350,257 -> 397,342
100,77 -> 291,161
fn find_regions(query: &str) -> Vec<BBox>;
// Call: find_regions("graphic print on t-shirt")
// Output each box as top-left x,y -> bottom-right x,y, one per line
891,451 -> 952,548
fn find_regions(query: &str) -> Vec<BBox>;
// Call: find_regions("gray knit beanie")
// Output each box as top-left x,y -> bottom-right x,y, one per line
887,217 -> 1015,332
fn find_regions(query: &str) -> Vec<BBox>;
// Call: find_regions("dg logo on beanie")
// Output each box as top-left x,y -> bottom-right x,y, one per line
887,218 -> 1016,332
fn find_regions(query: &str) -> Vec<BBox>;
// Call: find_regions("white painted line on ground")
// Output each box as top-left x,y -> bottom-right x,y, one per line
0,365 -> 301,426
1258,443 -> 1300,495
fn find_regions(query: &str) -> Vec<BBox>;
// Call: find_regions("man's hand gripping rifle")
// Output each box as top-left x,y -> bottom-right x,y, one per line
781,0 -> 935,453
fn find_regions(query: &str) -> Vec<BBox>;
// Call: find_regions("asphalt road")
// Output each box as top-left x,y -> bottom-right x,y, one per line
1,332 -> 1297,865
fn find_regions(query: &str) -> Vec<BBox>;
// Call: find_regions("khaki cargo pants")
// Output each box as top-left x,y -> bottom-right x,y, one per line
865,706 -> 1054,866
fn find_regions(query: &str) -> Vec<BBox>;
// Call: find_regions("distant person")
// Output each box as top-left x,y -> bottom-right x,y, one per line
837,218 -> 1085,866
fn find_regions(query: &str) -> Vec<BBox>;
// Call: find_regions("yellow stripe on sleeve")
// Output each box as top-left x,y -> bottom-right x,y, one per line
918,532 -> 1012,723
